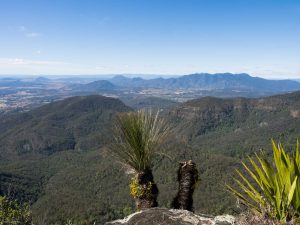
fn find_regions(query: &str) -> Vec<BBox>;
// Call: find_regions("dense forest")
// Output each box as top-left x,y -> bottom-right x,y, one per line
1,91 -> 300,224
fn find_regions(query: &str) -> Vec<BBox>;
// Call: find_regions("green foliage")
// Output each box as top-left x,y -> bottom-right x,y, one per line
0,95 -> 131,156
2,92 -> 300,223
129,177 -> 153,198
121,96 -> 177,110
113,110 -> 169,171
0,196 -> 32,225
228,140 -> 300,223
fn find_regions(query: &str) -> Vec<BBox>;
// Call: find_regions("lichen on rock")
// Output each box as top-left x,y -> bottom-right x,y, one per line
105,208 -> 235,225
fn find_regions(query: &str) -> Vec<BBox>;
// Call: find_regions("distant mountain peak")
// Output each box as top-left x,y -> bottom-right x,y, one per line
112,75 -> 129,80
71,80 -> 116,92
108,73 -> 300,95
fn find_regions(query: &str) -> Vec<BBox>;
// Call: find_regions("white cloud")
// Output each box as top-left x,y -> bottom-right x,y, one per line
19,26 -> 26,31
18,26 -> 41,38
95,66 -> 106,70
26,32 -> 41,38
0,58 -> 64,66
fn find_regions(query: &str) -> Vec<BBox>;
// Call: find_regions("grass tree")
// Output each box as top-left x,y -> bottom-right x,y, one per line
227,140 -> 300,224
172,160 -> 199,211
112,110 -> 169,210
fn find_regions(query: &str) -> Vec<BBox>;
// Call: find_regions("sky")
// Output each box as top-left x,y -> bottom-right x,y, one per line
0,0 -> 299,79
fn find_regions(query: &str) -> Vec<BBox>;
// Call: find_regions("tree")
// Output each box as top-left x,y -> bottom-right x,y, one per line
112,110 -> 169,210
172,160 -> 199,211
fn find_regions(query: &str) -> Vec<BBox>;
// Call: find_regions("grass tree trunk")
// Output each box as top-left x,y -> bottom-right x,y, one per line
172,160 -> 199,211
130,169 -> 158,210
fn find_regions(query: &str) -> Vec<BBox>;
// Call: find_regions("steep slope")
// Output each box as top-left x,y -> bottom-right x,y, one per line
168,91 -> 300,156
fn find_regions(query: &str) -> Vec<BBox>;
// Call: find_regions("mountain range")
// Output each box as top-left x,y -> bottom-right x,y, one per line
2,73 -> 300,115
66,73 -> 300,100
107,73 -> 300,92
67,73 -> 300,103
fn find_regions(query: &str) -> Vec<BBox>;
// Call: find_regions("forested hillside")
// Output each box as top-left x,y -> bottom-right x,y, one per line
1,91 -> 300,224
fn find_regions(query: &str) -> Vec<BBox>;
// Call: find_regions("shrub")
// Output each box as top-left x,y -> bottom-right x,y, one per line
228,140 -> 300,224
0,196 -> 32,225
228,141 -> 300,223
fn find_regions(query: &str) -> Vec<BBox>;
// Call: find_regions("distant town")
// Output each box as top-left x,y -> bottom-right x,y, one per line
1,73 -> 300,114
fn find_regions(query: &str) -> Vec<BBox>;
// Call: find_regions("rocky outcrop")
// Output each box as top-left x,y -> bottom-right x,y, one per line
105,208 -> 235,225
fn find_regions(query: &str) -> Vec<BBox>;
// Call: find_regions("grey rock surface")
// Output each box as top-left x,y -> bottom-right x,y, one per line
105,208 -> 235,225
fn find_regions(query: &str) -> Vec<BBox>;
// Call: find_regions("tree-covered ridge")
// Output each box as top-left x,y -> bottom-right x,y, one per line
1,91 -> 300,224
0,95 -> 131,158
168,91 -> 300,156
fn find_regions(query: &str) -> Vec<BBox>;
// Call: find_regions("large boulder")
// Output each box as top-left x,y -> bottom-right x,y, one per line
105,208 -> 235,225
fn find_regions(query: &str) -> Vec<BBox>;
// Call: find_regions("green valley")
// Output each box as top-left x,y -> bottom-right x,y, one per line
1,91 -> 300,224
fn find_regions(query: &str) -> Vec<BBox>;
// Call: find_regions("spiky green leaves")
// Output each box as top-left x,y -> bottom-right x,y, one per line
112,110 -> 169,172
227,140 -> 300,223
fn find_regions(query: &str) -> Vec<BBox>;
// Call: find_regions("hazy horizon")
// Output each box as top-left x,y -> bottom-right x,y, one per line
0,72 -> 300,81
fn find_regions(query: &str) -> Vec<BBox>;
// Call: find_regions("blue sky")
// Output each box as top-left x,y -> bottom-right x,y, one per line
0,0 -> 299,78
